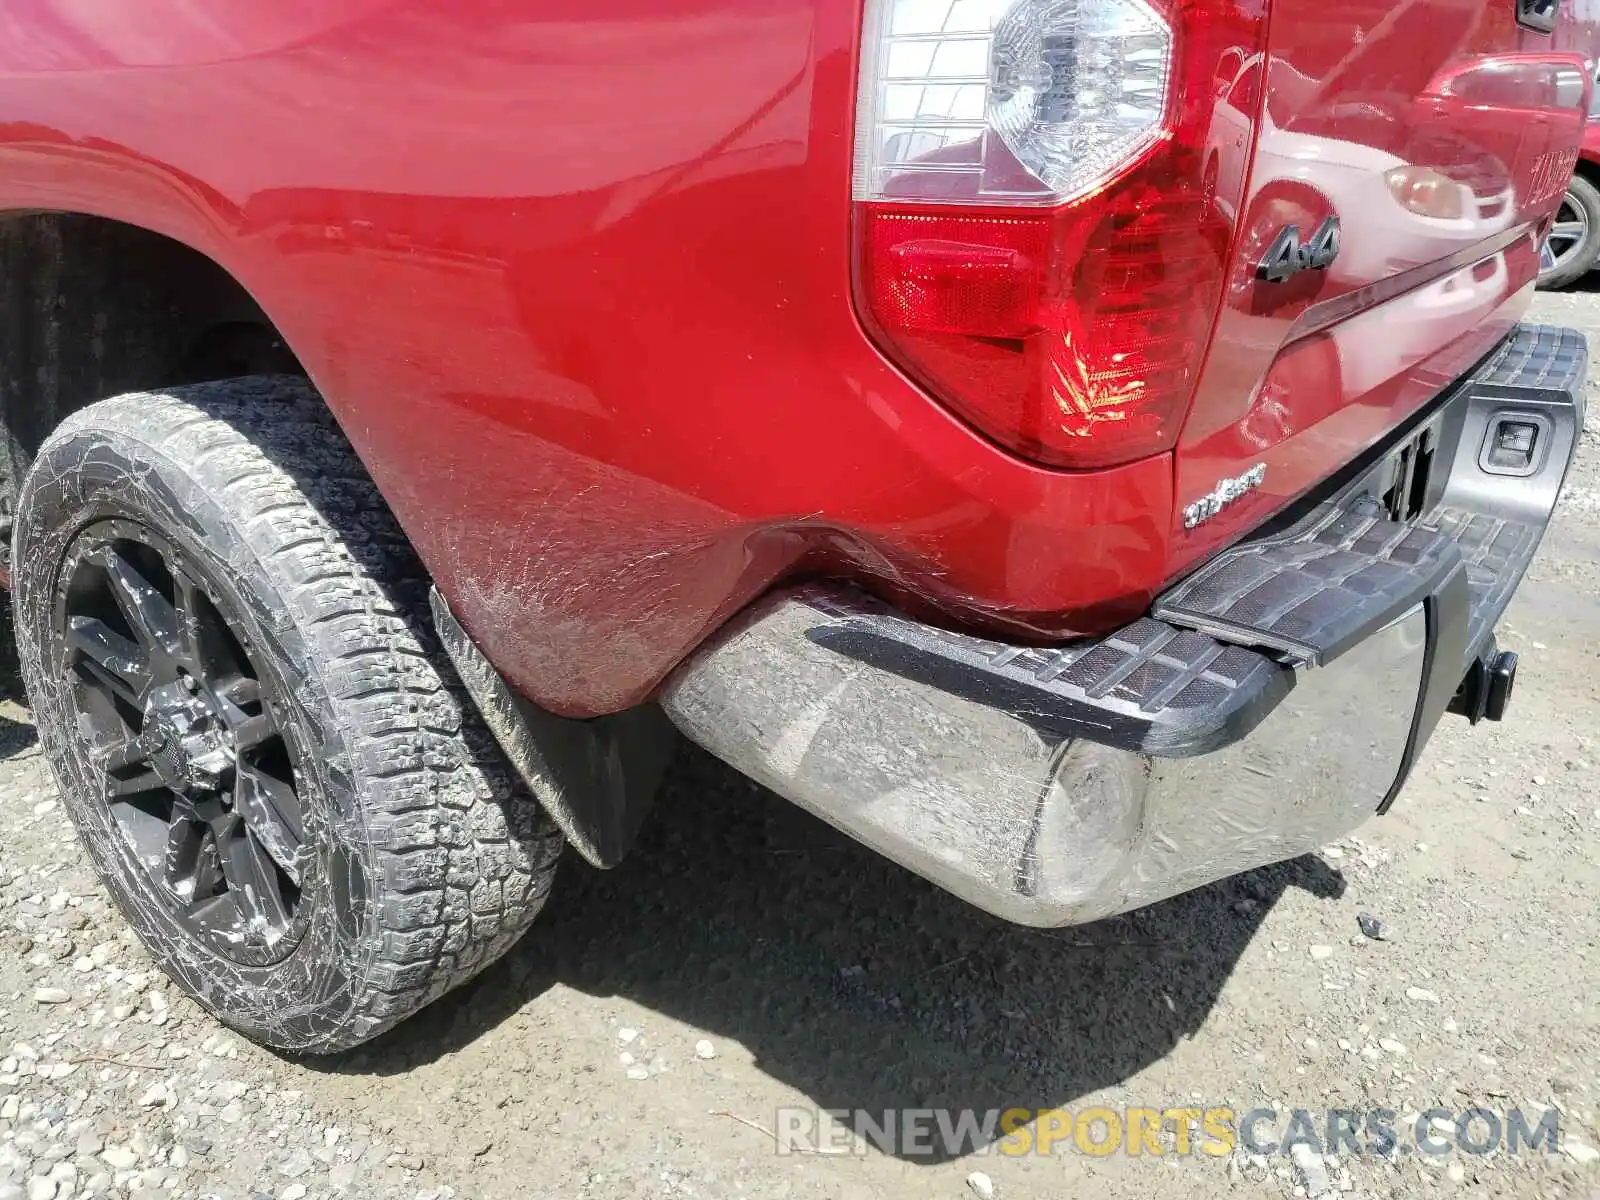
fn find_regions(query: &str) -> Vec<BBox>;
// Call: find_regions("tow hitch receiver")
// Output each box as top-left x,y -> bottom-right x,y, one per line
1449,643 -> 1519,724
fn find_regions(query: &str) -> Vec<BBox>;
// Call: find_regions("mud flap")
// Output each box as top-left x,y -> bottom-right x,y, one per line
431,588 -> 676,868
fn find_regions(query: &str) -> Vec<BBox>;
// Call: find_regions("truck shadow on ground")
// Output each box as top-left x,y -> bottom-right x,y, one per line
337,742 -> 1346,1162
0,714 -> 37,761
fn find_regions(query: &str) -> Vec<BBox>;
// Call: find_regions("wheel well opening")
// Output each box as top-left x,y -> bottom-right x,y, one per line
0,212 -> 305,551
1572,156 -> 1600,193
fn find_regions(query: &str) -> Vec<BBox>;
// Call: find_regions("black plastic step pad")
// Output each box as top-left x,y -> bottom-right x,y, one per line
1154,499 -> 1462,667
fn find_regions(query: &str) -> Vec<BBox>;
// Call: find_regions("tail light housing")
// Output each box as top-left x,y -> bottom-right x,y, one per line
852,0 -> 1264,469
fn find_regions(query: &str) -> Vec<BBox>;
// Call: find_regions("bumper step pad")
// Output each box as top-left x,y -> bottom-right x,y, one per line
1475,323 -> 1587,398
804,593 -> 1289,759
1152,499 -> 1460,668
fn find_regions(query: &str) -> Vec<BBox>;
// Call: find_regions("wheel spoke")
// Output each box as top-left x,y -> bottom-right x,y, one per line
1552,220 -> 1586,238
73,657 -> 143,709
227,709 -> 276,752
235,760 -> 304,883
173,572 -> 248,681
172,572 -> 206,671
105,768 -> 166,797
216,679 -> 274,749
101,548 -> 181,655
217,817 -> 291,930
92,736 -> 149,772
91,737 -> 165,798
66,617 -> 152,700
163,808 -> 209,899
219,677 -> 261,707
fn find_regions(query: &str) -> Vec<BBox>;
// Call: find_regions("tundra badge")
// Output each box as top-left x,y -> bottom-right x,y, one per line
1183,463 -> 1267,529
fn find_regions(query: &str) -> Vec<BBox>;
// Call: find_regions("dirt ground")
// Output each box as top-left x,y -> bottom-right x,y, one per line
0,287 -> 1595,1200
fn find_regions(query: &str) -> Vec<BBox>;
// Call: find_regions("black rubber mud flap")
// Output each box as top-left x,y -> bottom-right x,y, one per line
431,589 -> 676,868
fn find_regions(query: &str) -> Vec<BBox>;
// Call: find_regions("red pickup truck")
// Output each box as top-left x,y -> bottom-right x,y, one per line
0,0 -> 1592,1054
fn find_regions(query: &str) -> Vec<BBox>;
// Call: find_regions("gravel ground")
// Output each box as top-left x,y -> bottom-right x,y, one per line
0,289 -> 1596,1200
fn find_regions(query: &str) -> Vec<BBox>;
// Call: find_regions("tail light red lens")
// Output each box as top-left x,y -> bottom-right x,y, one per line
852,0 -> 1266,470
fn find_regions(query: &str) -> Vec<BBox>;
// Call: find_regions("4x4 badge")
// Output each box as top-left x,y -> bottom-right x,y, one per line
1256,217 -> 1341,283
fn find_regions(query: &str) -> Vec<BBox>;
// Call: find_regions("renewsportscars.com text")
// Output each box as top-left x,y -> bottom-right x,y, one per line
772,1105 -> 1562,1159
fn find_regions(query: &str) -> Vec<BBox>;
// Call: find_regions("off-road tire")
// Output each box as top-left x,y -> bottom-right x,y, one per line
10,375 -> 562,1054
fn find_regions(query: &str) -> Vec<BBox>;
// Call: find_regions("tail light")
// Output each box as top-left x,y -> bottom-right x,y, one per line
852,0 -> 1265,469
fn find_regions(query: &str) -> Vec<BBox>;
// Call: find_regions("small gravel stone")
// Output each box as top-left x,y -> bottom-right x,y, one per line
281,1186 -> 308,1200
1378,1037 -> 1407,1056
966,1170 -> 995,1198
617,1028 -> 639,1045
1564,1140 -> 1600,1165
277,1149 -> 313,1179
1405,986 -> 1440,1003
24,1178 -> 54,1200
693,1039 -> 715,1060
624,1066 -> 650,1080
1356,913 -> 1388,940
1309,945 -> 1334,961
99,1146 -> 137,1171
31,989 -> 68,1005
1290,1143 -> 1331,1197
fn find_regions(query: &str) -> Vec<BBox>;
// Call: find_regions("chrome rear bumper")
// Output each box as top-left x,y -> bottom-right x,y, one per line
664,589 -> 1424,925
659,324 -> 1587,926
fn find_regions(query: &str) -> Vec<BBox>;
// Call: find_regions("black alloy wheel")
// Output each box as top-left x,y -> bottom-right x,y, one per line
58,520 -> 306,961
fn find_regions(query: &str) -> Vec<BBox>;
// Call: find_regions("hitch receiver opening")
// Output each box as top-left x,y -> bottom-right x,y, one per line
1448,644 -> 1518,725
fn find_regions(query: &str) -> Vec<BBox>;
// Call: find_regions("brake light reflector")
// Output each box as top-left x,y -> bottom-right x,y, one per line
852,0 -> 1261,469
